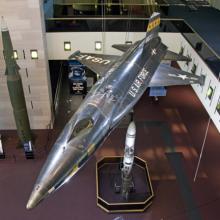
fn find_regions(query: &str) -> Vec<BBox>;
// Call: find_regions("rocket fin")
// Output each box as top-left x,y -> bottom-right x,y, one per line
5,64 -> 20,75
16,63 -> 20,71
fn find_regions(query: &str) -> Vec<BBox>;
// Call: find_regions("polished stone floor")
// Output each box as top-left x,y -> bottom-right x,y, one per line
0,84 -> 220,220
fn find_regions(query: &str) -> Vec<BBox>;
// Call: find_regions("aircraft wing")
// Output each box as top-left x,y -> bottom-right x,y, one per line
163,50 -> 191,62
69,51 -> 119,77
149,63 -> 205,87
112,43 -> 191,62
112,44 -> 131,52
112,63 -> 205,126
112,41 -> 140,53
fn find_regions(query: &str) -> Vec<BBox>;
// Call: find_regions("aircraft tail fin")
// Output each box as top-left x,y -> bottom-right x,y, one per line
146,12 -> 160,40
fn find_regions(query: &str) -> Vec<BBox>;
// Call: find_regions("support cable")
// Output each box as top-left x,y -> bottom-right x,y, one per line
193,117 -> 211,182
193,72 -> 220,182
101,0 -> 106,54
125,0 -> 133,43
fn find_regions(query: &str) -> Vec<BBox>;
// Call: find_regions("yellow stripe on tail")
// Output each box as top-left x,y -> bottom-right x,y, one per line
146,12 -> 160,34
147,17 -> 160,32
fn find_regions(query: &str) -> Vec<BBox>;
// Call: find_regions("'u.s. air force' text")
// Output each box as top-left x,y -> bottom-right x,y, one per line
128,68 -> 149,98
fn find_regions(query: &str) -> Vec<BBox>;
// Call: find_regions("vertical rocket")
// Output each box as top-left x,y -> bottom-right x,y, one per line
1,17 -> 32,146
121,121 -> 136,199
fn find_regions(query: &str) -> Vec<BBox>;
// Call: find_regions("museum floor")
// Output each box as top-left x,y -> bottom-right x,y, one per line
1,84 -> 220,220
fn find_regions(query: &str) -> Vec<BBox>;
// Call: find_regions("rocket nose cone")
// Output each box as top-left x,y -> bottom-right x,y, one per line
1,16 -> 8,32
26,188 -> 45,210
127,121 -> 136,135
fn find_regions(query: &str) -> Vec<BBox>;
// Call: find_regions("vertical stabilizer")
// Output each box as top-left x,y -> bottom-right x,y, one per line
146,12 -> 160,40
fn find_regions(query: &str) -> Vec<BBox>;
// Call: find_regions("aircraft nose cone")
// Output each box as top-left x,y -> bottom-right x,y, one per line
26,188 -> 44,210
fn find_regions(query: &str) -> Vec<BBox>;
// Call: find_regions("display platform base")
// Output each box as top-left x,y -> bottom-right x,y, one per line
96,156 -> 154,213
0,153 -> 5,159
25,151 -> 34,159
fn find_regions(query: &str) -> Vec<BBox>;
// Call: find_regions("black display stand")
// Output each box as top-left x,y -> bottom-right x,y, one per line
0,152 -> 5,159
24,151 -> 34,159
96,156 -> 154,213
23,142 -> 34,159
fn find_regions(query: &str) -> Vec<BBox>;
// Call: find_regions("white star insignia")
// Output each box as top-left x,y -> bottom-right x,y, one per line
168,73 -> 189,80
177,74 -> 188,80
151,48 -> 157,55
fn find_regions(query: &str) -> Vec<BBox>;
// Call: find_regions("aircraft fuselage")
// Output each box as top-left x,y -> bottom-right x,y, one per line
26,36 -> 168,209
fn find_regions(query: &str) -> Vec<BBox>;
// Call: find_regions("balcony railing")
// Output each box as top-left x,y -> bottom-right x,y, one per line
45,17 -> 219,78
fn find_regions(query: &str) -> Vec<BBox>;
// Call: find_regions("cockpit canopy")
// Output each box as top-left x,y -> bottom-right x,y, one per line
73,117 -> 93,136
68,117 -> 94,142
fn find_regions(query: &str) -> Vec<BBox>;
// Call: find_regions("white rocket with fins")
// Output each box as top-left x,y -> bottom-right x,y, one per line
122,121 -> 136,177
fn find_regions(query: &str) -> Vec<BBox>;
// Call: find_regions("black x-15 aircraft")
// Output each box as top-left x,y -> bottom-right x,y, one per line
27,12 -> 204,209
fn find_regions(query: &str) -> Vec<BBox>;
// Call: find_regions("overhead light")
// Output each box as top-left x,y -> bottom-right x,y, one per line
207,86 -> 213,100
64,41 -> 71,51
216,100 -> 220,115
30,50 -> 38,59
95,41 -> 102,51
13,50 -> 18,59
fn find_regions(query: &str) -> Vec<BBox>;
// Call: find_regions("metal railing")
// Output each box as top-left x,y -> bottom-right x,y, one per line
45,17 -> 219,78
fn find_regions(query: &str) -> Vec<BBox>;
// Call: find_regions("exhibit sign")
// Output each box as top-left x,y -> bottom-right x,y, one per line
149,86 -> 167,97
68,60 -> 87,95
71,81 -> 87,95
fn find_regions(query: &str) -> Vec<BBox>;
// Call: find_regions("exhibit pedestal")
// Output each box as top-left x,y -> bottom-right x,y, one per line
96,156 -> 154,213
24,151 -> 34,159
0,153 -> 5,159
23,142 -> 34,159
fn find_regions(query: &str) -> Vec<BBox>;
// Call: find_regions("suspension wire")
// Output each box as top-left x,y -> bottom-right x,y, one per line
193,117 -> 211,182
125,0 -> 132,43
193,72 -> 220,182
120,0 -> 123,15
101,0 -> 106,54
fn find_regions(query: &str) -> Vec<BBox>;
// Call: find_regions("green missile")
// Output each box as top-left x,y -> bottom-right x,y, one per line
1,17 -> 32,144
